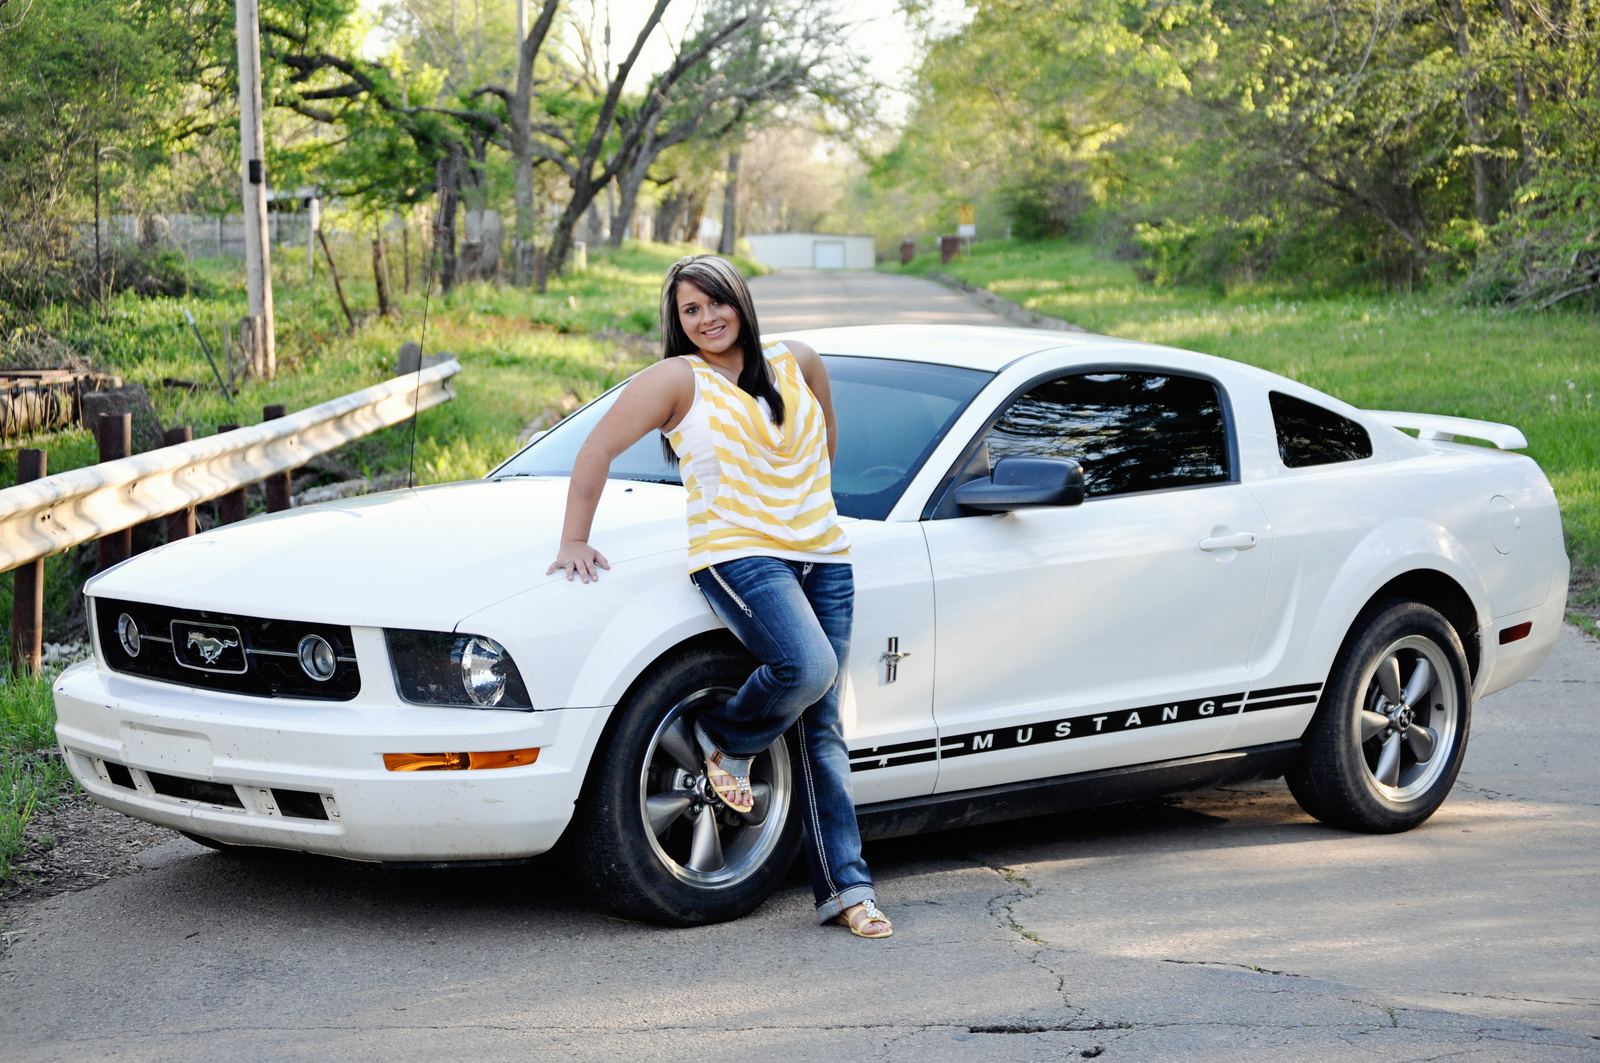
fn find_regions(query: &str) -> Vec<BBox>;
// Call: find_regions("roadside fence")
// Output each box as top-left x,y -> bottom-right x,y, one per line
1,358 -> 461,673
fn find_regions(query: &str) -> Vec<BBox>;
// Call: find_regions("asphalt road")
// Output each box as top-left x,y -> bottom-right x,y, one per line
2,627 -> 1595,1062
748,269 -> 1011,331
4,272 -> 1596,1061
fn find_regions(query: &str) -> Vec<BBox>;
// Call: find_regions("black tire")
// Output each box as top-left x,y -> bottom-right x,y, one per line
571,643 -> 802,926
1287,599 -> 1472,832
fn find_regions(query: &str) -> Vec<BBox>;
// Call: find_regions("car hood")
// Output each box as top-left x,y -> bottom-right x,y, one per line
86,478 -> 688,628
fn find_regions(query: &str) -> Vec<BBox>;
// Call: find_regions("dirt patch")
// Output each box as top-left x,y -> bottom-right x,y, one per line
2,796 -> 175,913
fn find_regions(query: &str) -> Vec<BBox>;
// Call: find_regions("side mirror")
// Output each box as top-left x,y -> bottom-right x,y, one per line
952,456 -> 1085,512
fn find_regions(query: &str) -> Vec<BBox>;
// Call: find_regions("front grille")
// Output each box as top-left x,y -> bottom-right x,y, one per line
94,597 -> 361,701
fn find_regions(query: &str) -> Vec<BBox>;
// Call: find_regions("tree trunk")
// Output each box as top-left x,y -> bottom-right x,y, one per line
547,171 -> 602,278
372,229 -> 393,317
682,188 -> 707,249
1496,0 -> 1538,182
654,191 -> 684,244
717,150 -> 741,255
611,160 -> 645,249
1447,0 -> 1493,224
511,0 -> 563,287
436,149 -> 460,294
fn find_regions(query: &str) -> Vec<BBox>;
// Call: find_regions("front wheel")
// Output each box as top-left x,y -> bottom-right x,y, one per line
571,644 -> 801,926
1287,600 -> 1472,833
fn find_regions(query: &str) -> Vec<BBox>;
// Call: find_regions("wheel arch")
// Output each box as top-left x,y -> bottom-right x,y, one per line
554,628 -> 751,850
1300,518 -> 1491,692
1359,569 -> 1481,681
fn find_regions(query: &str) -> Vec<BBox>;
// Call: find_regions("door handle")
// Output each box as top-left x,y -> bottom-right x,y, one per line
1199,532 -> 1258,551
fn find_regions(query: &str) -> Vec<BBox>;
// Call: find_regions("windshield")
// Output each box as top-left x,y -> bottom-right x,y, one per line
492,355 -> 991,520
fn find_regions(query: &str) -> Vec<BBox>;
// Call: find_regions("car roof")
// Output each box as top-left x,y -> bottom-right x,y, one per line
770,324 -> 1108,373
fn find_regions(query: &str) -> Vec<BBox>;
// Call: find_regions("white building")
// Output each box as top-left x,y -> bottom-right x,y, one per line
744,233 -> 876,270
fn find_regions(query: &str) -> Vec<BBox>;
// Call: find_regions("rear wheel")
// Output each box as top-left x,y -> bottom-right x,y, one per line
1287,600 -> 1472,832
572,644 -> 801,926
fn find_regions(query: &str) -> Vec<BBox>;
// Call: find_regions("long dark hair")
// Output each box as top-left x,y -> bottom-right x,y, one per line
660,254 -> 783,426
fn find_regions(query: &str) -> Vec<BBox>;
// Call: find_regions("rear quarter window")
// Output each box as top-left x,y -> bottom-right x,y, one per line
1270,391 -> 1373,468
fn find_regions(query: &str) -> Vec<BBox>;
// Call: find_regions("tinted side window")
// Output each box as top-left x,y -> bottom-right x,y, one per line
984,371 -> 1231,497
1270,391 -> 1372,468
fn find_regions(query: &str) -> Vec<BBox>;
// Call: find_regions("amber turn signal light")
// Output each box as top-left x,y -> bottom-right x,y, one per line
383,748 -> 540,771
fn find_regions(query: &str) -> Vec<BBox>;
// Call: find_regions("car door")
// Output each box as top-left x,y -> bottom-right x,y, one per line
837,520 -> 939,803
922,367 -> 1273,793
821,355 -> 994,804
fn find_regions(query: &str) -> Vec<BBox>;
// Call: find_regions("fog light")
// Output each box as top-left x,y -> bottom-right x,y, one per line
382,748 -> 540,771
298,634 -> 337,681
117,613 -> 140,657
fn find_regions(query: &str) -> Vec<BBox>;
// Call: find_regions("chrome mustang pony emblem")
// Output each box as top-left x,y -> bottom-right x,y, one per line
187,631 -> 240,664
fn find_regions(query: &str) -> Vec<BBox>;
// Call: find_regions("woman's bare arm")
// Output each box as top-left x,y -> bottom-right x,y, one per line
788,341 -> 838,461
548,359 -> 693,582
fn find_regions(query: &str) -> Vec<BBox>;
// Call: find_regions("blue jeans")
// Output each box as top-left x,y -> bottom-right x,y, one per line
690,556 -> 874,922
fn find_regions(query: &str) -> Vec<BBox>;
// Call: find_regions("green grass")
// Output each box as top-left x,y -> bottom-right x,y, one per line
892,237 -> 1600,630
1,670 -> 71,883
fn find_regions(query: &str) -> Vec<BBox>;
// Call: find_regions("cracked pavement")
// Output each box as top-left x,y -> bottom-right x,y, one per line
3,626 -> 1596,1061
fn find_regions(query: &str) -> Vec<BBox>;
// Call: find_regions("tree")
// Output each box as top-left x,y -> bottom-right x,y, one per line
605,0 -> 866,253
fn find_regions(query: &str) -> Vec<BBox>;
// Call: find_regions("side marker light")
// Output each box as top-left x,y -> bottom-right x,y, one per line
1498,622 -> 1533,645
383,748 -> 540,772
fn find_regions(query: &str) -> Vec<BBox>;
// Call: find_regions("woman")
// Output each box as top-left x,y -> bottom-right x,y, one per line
547,254 -> 891,939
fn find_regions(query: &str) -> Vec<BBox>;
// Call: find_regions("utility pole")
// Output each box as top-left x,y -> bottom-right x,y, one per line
236,0 -> 276,379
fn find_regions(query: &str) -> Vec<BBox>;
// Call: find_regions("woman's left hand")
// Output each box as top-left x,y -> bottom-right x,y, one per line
548,539 -> 611,583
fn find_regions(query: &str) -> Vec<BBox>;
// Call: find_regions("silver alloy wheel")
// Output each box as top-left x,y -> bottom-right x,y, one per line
1354,634 -> 1460,801
638,687 -> 792,889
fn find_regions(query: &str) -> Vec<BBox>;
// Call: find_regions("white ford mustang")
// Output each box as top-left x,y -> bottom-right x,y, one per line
54,324 -> 1569,925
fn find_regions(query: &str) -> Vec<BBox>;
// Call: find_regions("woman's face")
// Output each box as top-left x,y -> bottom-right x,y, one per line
675,279 -> 741,358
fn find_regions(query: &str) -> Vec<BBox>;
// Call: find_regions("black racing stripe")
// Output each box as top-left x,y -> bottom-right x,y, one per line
849,738 -> 937,760
939,693 -> 1246,760
1249,683 -> 1323,699
1243,695 -> 1318,713
851,751 -> 938,773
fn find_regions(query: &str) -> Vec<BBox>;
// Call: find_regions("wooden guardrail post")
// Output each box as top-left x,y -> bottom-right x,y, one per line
11,449 -> 46,673
262,405 -> 292,512
97,414 -> 133,571
164,426 -> 196,539
217,423 -> 248,524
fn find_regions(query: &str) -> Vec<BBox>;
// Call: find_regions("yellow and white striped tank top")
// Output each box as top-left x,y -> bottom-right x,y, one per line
667,340 -> 850,573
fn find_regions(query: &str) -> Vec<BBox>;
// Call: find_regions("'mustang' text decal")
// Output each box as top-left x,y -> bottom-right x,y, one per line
938,692 -> 1246,760
847,683 -> 1322,772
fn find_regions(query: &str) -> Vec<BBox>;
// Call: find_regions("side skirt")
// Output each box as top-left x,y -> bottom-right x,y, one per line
855,741 -> 1303,842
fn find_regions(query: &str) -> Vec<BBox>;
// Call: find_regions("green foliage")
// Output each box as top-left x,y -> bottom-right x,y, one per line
1462,167 -> 1600,310
873,0 -> 1600,299
0,0 -> 234,314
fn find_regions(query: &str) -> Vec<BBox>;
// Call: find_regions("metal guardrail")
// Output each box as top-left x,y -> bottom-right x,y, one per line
0,358 -> 460,574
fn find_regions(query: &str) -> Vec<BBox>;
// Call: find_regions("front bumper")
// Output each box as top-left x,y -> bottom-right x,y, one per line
53,659 -> 610,862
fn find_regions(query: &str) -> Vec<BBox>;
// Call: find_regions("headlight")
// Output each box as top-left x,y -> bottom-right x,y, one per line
384,630 -> 534,710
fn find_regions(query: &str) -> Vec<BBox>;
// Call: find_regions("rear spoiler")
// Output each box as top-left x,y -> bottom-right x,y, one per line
1365,410 -> 1528,450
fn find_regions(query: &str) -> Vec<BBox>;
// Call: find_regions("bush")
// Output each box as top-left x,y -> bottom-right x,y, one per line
1460,167 -> 1600,311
